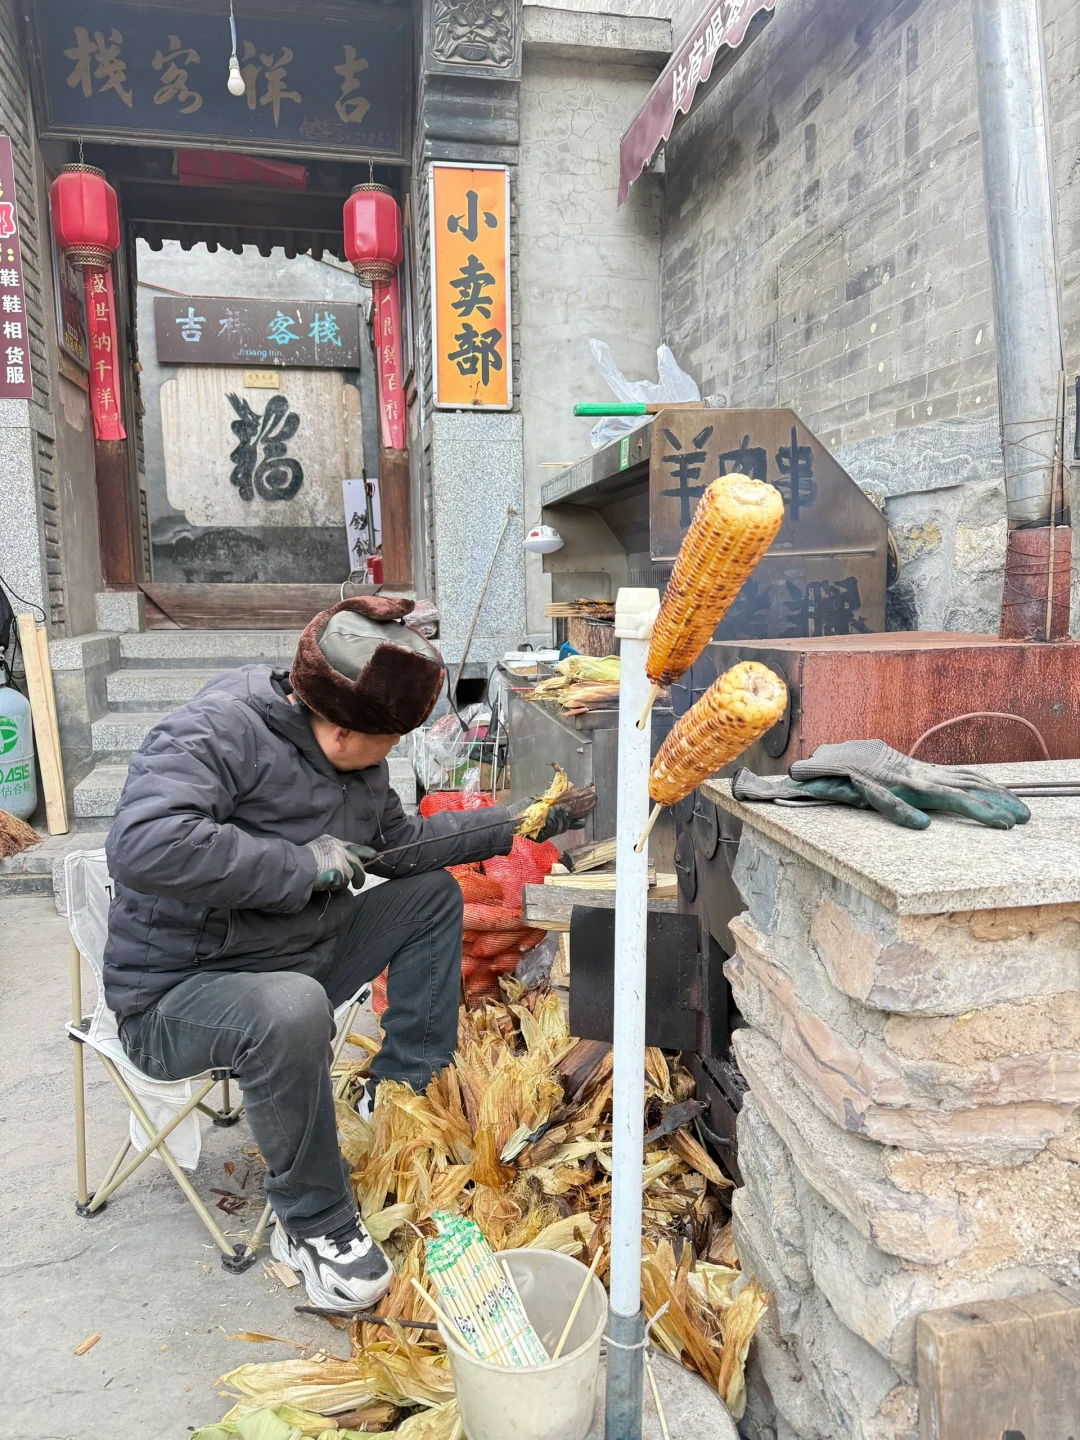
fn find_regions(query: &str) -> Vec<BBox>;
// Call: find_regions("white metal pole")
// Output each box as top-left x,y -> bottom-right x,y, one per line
605,587 -> 659,1440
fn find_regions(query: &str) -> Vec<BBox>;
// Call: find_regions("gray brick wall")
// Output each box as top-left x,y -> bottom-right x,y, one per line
0,0 -> 66,633
655,0 -> 1015,631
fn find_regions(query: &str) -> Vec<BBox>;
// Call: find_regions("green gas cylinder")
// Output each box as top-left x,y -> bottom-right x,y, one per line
0,662 -> 37,820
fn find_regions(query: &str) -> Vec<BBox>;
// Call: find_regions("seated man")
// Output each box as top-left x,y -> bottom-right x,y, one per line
103,595 -> 592,1310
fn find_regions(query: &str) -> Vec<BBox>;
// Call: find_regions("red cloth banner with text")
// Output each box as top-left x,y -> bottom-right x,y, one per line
374,276 -> 405,451
85,264 -> 125,440
0,134 -> 34,400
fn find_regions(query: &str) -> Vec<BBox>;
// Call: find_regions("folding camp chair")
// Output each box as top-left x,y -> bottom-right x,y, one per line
66,849 -> 370,1273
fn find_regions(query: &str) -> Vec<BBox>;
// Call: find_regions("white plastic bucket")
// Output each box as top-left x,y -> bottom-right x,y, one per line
436,1247 -> 607,1440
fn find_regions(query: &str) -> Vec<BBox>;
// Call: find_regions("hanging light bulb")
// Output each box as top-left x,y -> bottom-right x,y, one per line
226,0 -> 245,95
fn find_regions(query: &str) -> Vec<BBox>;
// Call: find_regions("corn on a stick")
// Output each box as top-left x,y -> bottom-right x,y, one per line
638,475 -> 784,727
648,662 -> 788,807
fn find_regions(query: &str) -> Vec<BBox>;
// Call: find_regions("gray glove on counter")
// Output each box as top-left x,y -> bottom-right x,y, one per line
306,834 -> 370,891
732,739 -> 1031,831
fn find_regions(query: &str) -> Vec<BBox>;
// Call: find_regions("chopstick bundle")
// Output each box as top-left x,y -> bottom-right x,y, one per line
424,1212 -> 549,1366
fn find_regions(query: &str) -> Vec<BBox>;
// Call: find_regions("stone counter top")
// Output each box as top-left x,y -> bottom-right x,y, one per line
703,760 -> 1080,916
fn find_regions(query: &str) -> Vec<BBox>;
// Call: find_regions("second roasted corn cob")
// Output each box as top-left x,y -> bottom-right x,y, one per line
647,475 -> 784,687
649,661 -> 788,806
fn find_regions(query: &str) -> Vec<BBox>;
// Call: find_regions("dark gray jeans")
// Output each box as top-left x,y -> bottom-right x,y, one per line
118,869 -> 463,1238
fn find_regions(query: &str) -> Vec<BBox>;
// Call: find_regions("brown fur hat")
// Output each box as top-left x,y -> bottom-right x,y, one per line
290,595 -> 444,735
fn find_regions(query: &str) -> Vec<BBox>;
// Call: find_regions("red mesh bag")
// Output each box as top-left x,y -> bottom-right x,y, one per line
419,791 -> 463,816
482,837 -> 561,911
462,902 -> 526,932
468,928 -> 531,958
370,967 -> 389,1016
455,872 -> 505,906
447,862 -> 480,879
462,929 -> 480,944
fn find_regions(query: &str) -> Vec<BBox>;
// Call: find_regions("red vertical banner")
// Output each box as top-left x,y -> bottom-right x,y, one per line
374,277 -> 405,451
0,135 -> 34,401
85,264 -> 125,440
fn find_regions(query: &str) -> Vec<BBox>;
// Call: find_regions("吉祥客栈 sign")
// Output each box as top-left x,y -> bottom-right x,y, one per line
430,164 -> 511,410
154,296 -> 361,368
28,0 -> 409,162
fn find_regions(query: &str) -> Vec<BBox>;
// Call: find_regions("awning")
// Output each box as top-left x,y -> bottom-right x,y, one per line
618,0 -> 776,206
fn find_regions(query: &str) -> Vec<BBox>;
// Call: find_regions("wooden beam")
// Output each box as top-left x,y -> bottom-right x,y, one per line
917,1290 -> 1080,1439
16,615 -> 69,835
140,583 -> 353,630
379,448 -> 413,586
95,440 -> 138,587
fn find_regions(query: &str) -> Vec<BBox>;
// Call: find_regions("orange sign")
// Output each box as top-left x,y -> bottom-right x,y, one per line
430,163 -> 511,410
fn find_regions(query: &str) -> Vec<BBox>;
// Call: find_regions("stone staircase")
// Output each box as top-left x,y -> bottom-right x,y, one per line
74,629 -> 417,828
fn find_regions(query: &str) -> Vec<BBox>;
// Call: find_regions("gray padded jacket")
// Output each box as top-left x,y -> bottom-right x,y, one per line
102,665 -> 513,1019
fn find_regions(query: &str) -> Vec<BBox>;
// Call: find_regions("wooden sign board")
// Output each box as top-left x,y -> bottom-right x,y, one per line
649,407 -> 887,637
154,296 -> 360,368
28,0 -> 410,162
430,163 -> 512,410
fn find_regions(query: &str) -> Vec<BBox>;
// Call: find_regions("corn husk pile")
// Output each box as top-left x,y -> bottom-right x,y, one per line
197,981 -> 768,1437
525,655 -> 621,713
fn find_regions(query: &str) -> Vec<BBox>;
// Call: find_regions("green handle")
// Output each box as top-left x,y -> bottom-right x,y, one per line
573,402 -> 647,417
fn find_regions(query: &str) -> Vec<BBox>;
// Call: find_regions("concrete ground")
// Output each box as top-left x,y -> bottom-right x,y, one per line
1,892 -> 736,1440
0,894 -> 340,1440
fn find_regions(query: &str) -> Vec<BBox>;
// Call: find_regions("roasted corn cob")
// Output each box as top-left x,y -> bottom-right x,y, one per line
647,475 -> 784,687
649,661 -> 788,806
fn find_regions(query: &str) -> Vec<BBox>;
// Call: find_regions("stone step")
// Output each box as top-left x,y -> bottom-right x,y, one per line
0,830 -> 110,913
74,763 -> 130,821
118,629 -> 302,670
106,668 -> 224,710
74,754 -> 416,822
91,711 -> 168,755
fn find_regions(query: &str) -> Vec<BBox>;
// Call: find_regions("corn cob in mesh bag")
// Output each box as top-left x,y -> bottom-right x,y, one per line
647,475 -> 784,687
649,661 -> 788,806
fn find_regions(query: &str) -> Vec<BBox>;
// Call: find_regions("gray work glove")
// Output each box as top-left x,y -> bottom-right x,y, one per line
511,784 -> 598,844
306,835 -> 374,891
731,739 -> 1031,831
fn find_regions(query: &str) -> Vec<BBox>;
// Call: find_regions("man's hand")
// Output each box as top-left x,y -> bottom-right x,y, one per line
306,836 -> 375,891
512,784 -> 597,844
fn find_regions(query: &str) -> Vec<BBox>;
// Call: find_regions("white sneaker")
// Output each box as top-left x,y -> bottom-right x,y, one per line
355,1077 -> 378,1122
271,1211 -> 392,1310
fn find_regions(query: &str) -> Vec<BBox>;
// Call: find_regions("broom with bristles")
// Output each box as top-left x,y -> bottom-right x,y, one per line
0,808 -> 38,859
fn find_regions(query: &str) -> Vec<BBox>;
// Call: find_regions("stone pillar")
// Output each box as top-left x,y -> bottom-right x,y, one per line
412,0 -> 527,671
706,782 -> 1080,1439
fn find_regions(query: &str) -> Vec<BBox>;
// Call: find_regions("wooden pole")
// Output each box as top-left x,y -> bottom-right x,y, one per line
378,447 -> 413,586
15,614 -> 69,834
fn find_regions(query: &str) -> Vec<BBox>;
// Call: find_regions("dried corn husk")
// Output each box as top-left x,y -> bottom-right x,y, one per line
210,983 -> 768,1432
527,655 -> 620,703
513,764 -> 571,840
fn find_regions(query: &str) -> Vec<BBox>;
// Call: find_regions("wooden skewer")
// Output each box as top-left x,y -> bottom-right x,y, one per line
409,1278 -> 484,1359
636,684 -> 659,730
551,1246 -> 605,1362
645,1353 -> 671,1440
634,803 -> 662,854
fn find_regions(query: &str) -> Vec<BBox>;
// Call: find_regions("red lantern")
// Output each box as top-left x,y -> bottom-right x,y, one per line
343,182 -> 402,285
48,164 -> 120,269
49,163 -> 124,441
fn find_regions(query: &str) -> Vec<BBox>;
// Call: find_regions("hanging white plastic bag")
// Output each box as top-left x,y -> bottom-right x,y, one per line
588,339 -> 700,450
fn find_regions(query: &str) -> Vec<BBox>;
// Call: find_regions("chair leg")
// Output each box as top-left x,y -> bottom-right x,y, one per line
332,1000 -> 363,1099
89,1067 -> 219,1208
95,1057 -> 256,1269
98,1136 -> 133,1193
70,943 -> 93,1216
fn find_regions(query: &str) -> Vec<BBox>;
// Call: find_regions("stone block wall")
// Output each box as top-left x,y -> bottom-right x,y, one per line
726,828 -> 1080,1438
